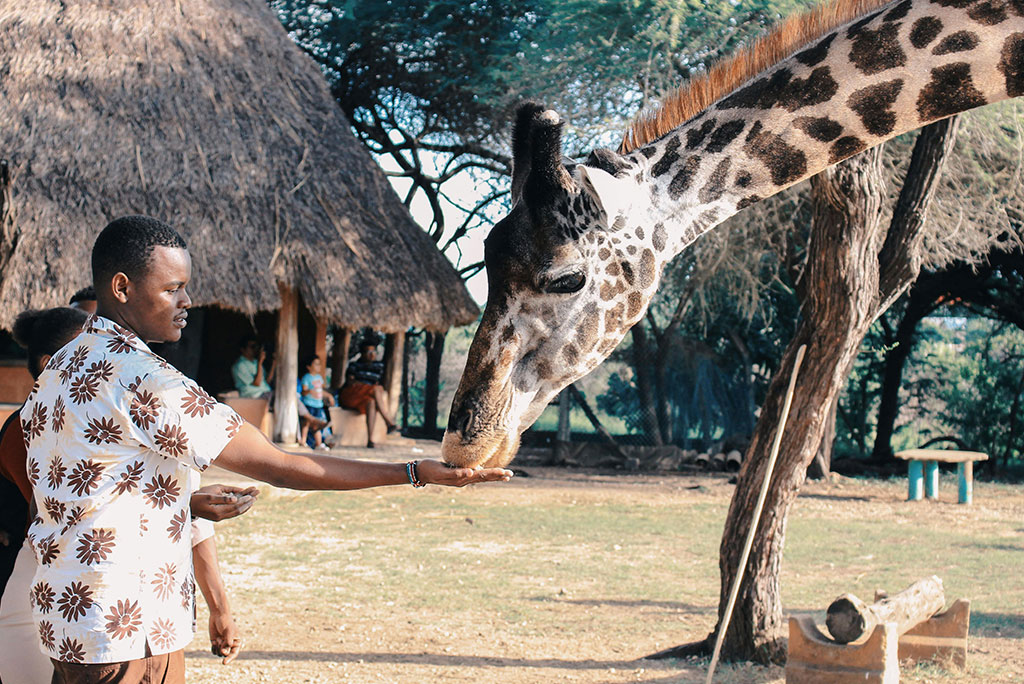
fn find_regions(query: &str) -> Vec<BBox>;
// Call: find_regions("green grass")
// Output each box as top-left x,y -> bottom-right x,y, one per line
196,472 -> 1024,683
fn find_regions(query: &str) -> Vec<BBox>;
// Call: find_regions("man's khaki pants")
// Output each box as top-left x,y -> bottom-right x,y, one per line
50,650 -> 184,684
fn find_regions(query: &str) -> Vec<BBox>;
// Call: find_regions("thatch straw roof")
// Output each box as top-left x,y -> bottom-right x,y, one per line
0,0 -> 478,332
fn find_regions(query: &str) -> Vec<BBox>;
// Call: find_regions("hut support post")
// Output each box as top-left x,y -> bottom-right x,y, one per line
384,331 -> 404,423
274,283 -> 300,445
315,317 -> 328,380
331,328 -> 351,392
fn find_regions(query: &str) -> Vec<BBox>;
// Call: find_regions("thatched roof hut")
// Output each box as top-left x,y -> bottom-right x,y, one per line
0,0 -> 478,332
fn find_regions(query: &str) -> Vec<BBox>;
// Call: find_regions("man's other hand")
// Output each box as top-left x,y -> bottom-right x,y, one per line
190,485 -> 259,521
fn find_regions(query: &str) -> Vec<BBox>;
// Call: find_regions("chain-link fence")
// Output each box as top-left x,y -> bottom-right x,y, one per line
401,324 -> 757,470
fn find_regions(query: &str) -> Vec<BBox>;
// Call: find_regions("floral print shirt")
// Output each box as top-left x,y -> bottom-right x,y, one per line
21,315 -> 242,664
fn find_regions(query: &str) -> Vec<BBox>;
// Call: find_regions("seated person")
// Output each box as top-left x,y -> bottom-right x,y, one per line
337,339 -> 397,448
300,355 -> 333,449
232,335 -> 275,399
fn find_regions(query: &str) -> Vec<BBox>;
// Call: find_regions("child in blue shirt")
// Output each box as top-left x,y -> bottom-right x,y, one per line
300,354 -> 333,449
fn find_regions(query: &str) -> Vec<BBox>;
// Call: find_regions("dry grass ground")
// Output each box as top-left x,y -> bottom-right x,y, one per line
187,440 -> 1024,683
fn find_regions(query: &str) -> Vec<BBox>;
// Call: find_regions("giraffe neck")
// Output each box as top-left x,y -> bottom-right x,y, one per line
612,0 -> 1024,260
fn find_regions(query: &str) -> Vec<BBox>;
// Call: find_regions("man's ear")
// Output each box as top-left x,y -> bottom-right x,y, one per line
577,165 -> 632,227
37,354 -> 51,375
111,273 -> 131,304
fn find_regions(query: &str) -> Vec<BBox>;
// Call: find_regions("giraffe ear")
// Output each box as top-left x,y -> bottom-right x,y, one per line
510,102 -> 545,205
578,165 -> 632,225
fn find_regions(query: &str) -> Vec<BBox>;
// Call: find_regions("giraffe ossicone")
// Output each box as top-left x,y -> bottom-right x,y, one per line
442,0 -> 1024,469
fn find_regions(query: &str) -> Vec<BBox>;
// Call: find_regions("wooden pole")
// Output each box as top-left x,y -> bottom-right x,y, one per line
273,283 -> 300,445
383,331 -> 404,420
330,328 -> 351,392
706,344 -> 806,684
314,317 -> 328,380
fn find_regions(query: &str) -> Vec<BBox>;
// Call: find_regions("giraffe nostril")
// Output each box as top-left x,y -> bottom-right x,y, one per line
450,407 -> 476,438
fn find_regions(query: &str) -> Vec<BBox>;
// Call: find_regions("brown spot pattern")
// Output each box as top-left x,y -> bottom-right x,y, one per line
743,122 -> 808,186
917,62 -> 987,121
848,79 -> 904,135
999,33 -> 1024,96
849,22 -> 907,75
910,16 -> 944,48
933,30 -> 980,55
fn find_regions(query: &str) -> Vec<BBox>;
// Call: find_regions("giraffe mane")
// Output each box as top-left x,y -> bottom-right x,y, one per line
619,0 -> 894,153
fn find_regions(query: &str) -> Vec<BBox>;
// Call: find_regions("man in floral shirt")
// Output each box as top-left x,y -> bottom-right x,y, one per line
24,216 -> 512,683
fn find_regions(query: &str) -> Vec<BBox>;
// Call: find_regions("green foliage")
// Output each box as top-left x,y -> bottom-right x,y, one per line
925,319 -> 1024,465
836,314 -> 1024,467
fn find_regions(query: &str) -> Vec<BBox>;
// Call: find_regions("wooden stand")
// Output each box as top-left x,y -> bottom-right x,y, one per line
786,599 -> 970,683
787,617 -> 899,684
899,599 -> 970,669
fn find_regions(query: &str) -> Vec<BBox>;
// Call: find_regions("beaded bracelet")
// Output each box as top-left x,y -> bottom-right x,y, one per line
406,460 -> 425,488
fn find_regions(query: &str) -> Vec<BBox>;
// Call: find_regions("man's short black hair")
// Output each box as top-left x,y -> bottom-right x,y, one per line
68,285 -> 96,305
91,215 -> 187,289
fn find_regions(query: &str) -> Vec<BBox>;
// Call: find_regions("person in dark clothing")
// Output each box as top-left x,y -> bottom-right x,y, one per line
337,339 -> 397,448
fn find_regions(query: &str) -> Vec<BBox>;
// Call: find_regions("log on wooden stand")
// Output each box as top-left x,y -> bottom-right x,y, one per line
826,576 -> 945,644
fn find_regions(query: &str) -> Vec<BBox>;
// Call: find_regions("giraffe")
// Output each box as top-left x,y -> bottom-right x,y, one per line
442,0 -> 1024,469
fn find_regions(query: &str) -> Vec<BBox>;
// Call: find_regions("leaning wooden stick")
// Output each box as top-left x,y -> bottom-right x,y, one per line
705,344 -> 807,684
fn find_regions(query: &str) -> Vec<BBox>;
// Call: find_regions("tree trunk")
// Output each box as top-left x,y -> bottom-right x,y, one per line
717,147 -> 887,662
423,330 -> 447,435
631,323 -> 664,446
871,303 -> 926,462
654,341 -> 673,444
715,118 -> 959,663
808,398 -> 837,480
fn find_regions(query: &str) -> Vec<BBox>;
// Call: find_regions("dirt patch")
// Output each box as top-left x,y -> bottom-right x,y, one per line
187,441 -> 1024,683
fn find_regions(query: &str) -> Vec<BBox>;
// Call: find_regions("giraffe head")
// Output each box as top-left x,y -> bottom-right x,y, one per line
442,104 -> 663,469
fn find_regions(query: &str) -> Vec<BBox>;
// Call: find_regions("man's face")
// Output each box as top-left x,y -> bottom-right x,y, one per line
362,346 -> 377,362
124,246 -> 192,343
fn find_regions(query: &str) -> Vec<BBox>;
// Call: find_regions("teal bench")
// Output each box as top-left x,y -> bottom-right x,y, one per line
895,449 -> 988,504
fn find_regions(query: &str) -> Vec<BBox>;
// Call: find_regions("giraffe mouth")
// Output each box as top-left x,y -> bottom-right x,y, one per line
441,375 -> 547,469
441,429 -> 521,470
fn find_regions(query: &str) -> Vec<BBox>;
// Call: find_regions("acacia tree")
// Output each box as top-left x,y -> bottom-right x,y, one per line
273,0 -> 819,432
714,117 -> 961,662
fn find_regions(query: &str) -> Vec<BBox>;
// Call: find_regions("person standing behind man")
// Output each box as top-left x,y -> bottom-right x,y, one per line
231,335 -> 274,400
24,215 -> 511,683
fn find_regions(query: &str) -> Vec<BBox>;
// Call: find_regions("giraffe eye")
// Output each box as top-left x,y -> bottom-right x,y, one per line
544,271 -> 586,294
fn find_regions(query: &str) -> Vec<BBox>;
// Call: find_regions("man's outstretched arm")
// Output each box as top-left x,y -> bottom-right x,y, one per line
214,423 -> 511,490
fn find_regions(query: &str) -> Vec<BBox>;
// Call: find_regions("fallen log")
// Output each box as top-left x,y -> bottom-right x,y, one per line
826,576 -> 944,644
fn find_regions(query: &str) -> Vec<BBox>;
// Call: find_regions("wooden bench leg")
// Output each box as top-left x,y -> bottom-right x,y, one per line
908,460 -> 924,501
924,461 -> 939,500
957,461 -> 974,504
